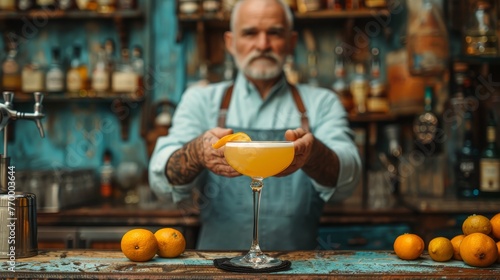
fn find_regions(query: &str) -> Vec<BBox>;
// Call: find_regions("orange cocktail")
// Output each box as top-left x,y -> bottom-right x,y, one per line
224,141 -> 294,179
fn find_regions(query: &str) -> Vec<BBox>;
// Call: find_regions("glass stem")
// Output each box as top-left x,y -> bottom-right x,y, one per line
250,178 -> 263,255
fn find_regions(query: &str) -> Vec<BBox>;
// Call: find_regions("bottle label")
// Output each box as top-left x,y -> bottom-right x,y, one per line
22,68 -> 44,92
112,72 -> 138,93
67,69 -> 83,91
480,159 -> 500,192
46,69 -> 64,92
92,70 -> 110,92
2,74 -> 21,90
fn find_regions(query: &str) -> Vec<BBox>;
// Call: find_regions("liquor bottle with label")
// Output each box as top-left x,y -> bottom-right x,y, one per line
479,110 -> 500,198
16,0 -> 34,11
45,47 -> 65,94
332,46 -> 353,114
96,0 -> 115,13
57,0 -> 75,10
112,48 -> 138,95
91,47 -> 110,95
350,63 -> 369,115
296,0 -> 321,13
66,45 -> 88,96
0,0 -> 16,10
455,110 -> 480,198
367,47 -> 389,113
1,46 -> 22,93
413,86 -> 441,155
21,60 -> 44,93
407,0 -> 448,76
36,0 -> 55,9
463,1 -> 498,56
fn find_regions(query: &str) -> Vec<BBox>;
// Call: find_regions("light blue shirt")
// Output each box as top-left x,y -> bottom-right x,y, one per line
150,73 -> 362,250
149,73 -> 362,204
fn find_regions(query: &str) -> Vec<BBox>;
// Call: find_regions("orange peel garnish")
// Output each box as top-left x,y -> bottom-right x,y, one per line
212,132 -> 251,149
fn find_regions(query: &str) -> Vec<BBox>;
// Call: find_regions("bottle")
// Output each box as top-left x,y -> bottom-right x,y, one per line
1,46 -> 22,93
112,48 -> 138,95
96,0 -> 115,13
364,0 -> 386,9
367,47 -> 389,114
57,0 -> 75,10
66,45 -> 88,96
332,46 -> 353,114
407,0 -> 448,76
36,0 -> 55,9
283,55 -> 300,85
21,56 -> 44,93
91,47 -> 110,95
413,86 -> 440,155
100,149 -> 115,203
296,0 -> 321,13
350,63 -> 369,115
45,47 -> 65,94
326,0 -> 343,11
463,1 -> 498,56
75,0 -> 96,10
0,0 -> 16,10
479,111 -> 500,198
131,45 -> 144,97
16,0 -> 35,11
455,110 -> 480,198
202,0 -> 220,16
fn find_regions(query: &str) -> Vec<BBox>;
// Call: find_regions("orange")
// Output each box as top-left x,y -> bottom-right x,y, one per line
428,237 -> 454,262
462,214 -> 492,236
121,228 -> 158,262
497,241 -> 500,263
155,228 -> 186,258
393,233 -> 425,260
489,213 -> 500,240
212,132 -> 251,149
459,232 -> 498,267
450,234 -> 465,261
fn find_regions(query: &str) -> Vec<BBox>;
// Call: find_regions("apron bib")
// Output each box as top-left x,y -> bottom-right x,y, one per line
196,84 -> 324,250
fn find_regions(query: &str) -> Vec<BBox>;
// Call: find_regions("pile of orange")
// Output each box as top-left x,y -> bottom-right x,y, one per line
120,227 -> 186,262
393,212 -> 500,267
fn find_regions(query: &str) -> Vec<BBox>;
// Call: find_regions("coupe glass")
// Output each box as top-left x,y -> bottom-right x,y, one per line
224,141 -> 294,268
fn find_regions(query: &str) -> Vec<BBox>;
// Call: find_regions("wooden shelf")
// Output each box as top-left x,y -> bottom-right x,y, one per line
0,9 -> 144,20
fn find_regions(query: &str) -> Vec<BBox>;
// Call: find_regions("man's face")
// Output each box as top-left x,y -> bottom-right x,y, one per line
225,0 -> 297,81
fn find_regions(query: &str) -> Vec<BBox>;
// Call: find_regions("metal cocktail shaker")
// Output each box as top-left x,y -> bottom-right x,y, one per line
0,91 -> 45,259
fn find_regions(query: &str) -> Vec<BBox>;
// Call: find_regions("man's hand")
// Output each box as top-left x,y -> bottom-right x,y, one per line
276,128 -> 313,177
201,128 -> 242,177
166,127 -> 242,185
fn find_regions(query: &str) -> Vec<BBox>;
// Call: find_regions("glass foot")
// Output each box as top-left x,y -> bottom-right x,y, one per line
230,252 -> 282,268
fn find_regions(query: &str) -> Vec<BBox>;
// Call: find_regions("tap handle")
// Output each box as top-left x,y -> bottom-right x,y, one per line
33,92 -> 45,138
2,92 -> 14,109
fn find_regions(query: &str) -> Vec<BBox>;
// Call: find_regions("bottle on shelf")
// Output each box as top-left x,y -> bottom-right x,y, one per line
413,85 -> 441,155
326,0 -> 343,11
103,38 -> 116,80
45,47 -> 65,94
57,0 -> 76,10
296,0 -> 322,13
131,45 -> 144,97
479,110 -> 500,198
16,0 -> 35,11
350,63 -> 369,115
0,0 -> 16,10
1,45 -> 22,93
21,59 -> 44,93
463,0 -> 498,56
202,0 -> 221,17
66,45 -> 88,96
99,149 -> 115,203
91,46 -> 110,96
332,45 -> 353,114
112,48 -> 138,95
367,47 -> 389,114
364,0 -> 386,9
345,0 -> 363,10
96,0 -> 115,13
407,0 -> 448,76
283,54 -> 300,86
36,0 -> 55,9
455,110 -> 480,199
75,0 -> 97,11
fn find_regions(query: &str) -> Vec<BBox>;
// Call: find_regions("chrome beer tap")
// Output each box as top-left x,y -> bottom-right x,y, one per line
0,91 -> 45,193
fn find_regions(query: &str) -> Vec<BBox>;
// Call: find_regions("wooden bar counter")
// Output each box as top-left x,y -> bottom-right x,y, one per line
1,250 -> 499,279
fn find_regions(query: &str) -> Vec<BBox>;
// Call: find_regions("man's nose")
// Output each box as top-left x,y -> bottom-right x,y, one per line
255,33 -> 271,51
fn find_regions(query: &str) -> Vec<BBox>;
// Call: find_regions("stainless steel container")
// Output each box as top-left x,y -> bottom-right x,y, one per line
0,192 -> 38,258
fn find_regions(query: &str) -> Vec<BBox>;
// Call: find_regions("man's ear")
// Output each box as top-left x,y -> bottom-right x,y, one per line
224,31 -> 234,55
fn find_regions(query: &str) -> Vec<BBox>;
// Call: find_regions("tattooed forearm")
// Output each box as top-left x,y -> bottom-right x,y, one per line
165,136 -> 204,185
302,138 -> 340,187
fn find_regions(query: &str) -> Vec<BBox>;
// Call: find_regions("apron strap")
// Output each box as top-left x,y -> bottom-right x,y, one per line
217,83 -> 310,132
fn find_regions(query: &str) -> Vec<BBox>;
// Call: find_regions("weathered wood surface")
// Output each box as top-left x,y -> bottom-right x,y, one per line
1,250 -> 499,279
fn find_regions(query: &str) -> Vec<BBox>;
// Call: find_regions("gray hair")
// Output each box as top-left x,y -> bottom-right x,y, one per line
230,0 -> 294,32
